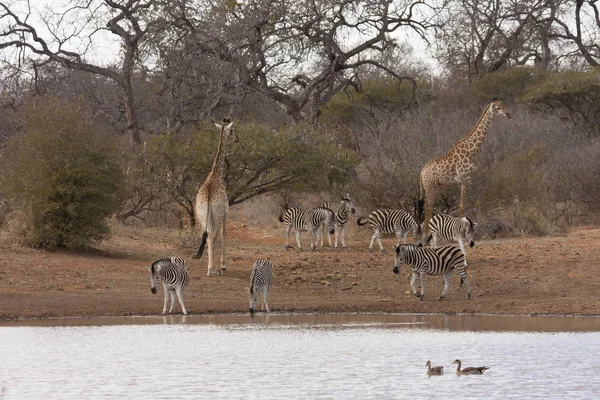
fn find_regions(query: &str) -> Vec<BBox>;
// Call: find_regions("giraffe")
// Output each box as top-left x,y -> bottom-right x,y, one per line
419,99 -> 511,237
193,119 -> 238,276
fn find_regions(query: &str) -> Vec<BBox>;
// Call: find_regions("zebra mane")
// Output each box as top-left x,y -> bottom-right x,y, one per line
463,216 -> 474,228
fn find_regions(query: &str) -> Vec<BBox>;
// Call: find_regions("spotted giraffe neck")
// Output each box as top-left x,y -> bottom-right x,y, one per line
209,126 -> 227,179
452,103 -> 494,160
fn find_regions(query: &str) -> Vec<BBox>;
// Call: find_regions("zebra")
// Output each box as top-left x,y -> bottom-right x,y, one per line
425,214 -> 476,267
392,244 -> 471,300
357,209 -> 422,252
247,260 -> 274,315
148,258 -> 189,315
320,193 -> 356,248
279,206 -> 335,250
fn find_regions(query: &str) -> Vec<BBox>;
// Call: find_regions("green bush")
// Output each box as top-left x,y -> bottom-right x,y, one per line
0,99 -> 123,248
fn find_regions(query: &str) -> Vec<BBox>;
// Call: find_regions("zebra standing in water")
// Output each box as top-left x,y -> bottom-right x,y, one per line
320,193 -> 356,248
357,209 -> 422,252
279,206 -> 335,250
392,244 -> 471,300
148,257 -> 189,315
247,260 -> 274,315
426,214 -> 476,267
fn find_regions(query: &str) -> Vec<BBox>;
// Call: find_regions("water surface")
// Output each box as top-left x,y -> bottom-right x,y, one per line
1,314 -> 598,399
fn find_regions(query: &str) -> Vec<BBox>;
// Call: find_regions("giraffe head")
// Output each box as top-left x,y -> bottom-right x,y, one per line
491,98 -> 512,119
215,118 -> 238,142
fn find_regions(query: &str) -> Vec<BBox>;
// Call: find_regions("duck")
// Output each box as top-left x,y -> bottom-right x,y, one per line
452,359 -> 489,375
426,360 -> 444,376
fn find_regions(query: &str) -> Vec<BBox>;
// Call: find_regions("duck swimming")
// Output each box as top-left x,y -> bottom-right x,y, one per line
452,359 -> 489,375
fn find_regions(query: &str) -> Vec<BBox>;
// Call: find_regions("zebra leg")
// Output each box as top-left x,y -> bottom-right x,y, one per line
459,267 -> 472,300
395,231 -> 402,247
419,273 -> 426,300
161,283 -> 168,315
403,232 -> 409,244
169,289 -> 176,313
459,239 -> 467,268
410,272 -> 419,297
439,271 -> 451,300
285,225 -> 293,250
340,224 -> 346,248
296,230 -> 303,251
368,231 -> 377,251
310,229 -> 317,251
263,288 -> 270,313
175,288 -> 188,315
375,230 -> 385,252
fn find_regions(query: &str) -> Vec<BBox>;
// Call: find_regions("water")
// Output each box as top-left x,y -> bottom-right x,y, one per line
0,314 -> 598,399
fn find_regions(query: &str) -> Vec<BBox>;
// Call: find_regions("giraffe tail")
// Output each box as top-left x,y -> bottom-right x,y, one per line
417,175 -> 425,224
193,231 -> 208,259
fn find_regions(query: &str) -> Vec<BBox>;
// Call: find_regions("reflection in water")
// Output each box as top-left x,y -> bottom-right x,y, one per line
0,314 -> 599,399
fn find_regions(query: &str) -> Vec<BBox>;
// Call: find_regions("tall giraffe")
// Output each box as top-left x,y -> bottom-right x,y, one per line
193,119 -> 238,276
419,99 -> 511,235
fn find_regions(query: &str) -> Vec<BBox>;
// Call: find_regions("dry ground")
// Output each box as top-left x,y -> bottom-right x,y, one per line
1,218 -> 600,320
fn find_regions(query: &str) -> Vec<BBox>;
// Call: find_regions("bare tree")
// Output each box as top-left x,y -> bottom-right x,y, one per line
0,0 -> 169,147
154,0 -> 441,126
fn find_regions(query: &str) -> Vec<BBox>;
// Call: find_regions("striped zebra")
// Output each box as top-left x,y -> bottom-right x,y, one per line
426,214 -> 476,267
148,258 -> 189,315
279,206 -> 335,251
392,244 -> 471,300
320,193 -> 356,248
357,209 -> 422,252
247,260 -> 274,315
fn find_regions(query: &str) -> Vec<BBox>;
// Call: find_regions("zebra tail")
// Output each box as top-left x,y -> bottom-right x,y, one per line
357,217 -> 369,226
279,212 -> 285,223
193,231 -> 208,259
460,276 -> 464,287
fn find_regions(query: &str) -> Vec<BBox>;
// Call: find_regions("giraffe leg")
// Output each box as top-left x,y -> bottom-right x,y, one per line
220,216 -> 227,274
207,235 -> 216,276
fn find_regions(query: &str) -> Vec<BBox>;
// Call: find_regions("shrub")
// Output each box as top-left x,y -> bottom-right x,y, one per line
0,99 -> 123,248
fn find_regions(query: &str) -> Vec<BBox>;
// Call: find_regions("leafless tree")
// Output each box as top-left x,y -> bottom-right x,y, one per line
0,0 -> 169,147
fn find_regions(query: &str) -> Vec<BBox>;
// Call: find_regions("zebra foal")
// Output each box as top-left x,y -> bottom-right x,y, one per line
279,206 -> 335,250
392,244 -> 471,300
148,257 -> 189,315
426,214 -> 476,266
247,260 -> 274,315
320,193 -> 356,248
357,209 -> 422,252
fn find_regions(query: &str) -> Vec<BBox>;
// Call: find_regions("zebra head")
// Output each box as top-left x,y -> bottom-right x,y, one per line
393,244 -> 419,274
462,217 -> 476,248
246,286 -> 259,315
341,193 -> 356,215
148,262 -> 162,294
215,118 -> 239,143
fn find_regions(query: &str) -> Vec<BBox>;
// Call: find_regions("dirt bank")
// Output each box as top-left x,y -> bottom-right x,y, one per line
1,221 -> 599,320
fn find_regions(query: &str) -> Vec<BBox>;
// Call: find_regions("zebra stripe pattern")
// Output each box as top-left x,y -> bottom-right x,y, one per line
357,209 -> 422,252
392,244 -> 471,300
320,193 -> 356,248
279,206 -> 335,250
148,258 -> 190,315
248,260 -> 274,315
426,214 -> 476,266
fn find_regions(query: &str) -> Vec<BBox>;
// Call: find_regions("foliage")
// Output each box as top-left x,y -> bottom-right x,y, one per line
119,121 -> 359,226
472,67 -> 543,103
521,70 -> 600,135
0,99 -> 123,248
